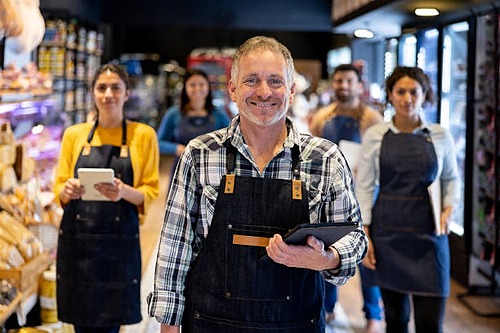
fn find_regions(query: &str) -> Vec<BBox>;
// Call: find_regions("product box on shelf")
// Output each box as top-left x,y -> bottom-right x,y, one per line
0,251 -> 49,292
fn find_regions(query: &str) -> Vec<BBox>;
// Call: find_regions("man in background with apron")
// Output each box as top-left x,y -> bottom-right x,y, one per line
148,36 -> 368,333
309,63 -> 384,333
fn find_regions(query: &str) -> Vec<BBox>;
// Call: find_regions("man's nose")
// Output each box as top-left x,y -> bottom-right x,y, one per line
256,82 -> 272,98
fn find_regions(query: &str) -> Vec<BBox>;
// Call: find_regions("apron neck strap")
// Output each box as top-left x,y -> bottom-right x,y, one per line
224,140 -> 238,174
224,140 -> 302,179
87,118 -> 128,146
291,144 -> 301,180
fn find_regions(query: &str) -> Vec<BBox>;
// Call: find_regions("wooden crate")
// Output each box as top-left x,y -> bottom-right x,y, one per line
0,252 -> 50,291
0,291 -> 22,325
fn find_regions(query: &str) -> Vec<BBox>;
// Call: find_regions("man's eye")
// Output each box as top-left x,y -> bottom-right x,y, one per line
268,78 -> 284,88
243,78 -> 258,86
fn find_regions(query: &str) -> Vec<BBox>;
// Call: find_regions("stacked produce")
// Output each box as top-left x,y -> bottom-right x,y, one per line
0,62 -> 52,93
0,123 -> 18,193
0,211 -> 44,269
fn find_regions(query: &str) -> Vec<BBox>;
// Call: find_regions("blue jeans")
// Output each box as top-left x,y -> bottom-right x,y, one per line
324,268 -> 383,320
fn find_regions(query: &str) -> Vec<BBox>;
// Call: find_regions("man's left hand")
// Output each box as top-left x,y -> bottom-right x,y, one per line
266,234 -> 340,271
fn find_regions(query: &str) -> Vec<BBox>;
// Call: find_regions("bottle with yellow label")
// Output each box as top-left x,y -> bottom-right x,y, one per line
39,265 -> 58,324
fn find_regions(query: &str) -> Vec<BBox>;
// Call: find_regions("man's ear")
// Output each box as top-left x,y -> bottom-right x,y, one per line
289,82 -> 296,104
228,80 -> 237,102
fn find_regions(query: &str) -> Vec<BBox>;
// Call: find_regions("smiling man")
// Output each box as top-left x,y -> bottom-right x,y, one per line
147,36 -> 367,333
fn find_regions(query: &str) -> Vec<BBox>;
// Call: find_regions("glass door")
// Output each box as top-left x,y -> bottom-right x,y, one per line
440,21 -> 469,235
417,28 -> 439,123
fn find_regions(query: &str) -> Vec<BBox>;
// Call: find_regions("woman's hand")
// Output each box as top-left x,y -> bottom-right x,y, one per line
94,178 -> 126,202
439,206 -> 453,235
60,178 -> 84,205
95,178 -> 145,205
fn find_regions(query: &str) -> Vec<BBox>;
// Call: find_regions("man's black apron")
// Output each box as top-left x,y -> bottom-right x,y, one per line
57,119 -> 141,326
322,115 -> 361,144
182,143 -> 325,332
322,104 -> 364,145
322,107 -> 379,288
371,130 -> 450,296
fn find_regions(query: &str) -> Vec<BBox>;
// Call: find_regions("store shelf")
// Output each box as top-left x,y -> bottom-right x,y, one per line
0,292 -> 22,326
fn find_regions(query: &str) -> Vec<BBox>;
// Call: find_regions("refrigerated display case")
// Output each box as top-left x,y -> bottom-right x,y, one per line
384,38 -> 398,79
417,28 -> 439,123
458,11 -> 500,316
398,32 -> 417,67
440,21 -> 470,235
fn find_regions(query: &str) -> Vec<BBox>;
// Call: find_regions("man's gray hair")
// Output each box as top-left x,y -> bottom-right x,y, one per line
230,36 -> 295,85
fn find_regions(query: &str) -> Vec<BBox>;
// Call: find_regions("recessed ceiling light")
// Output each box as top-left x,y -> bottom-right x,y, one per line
415,8 -> 440,17
354,29 -> 374,38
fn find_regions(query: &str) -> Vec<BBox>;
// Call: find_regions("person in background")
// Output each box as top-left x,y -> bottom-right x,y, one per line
147,35 -> 367,333
356,66 -> 460,333
309,64 -> 384,333
53,64 -> 160,333
156,68 -> 230,180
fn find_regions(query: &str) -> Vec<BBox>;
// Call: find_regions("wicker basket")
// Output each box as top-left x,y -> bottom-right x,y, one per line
28,223 -> 59,253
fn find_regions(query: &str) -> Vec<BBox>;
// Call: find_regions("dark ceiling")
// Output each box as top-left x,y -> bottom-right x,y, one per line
100,0 -> 333,32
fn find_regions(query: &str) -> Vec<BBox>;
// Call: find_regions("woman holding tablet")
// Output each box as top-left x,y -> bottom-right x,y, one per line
53,63 -> 160,333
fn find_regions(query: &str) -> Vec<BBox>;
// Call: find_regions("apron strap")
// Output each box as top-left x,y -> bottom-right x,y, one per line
291,145 -> 303,200
223,141 -> 237,194
85,118 -> 129,158
223,141 -> 303,199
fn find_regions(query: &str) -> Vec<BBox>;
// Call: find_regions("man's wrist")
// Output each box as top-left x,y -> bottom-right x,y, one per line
328,247 -> 341,271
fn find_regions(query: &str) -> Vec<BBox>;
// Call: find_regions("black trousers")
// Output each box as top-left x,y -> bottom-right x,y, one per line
381,288 -> 446,333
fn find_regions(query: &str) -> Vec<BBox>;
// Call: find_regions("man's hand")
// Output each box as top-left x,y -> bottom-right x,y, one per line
160,324 -> 180,333
266,234 -> 340,271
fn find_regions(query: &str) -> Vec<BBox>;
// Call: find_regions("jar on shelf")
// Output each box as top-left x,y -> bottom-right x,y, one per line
39,265 -> 58,324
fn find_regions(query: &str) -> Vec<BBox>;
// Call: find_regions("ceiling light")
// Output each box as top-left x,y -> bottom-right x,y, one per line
415,8 -> 440,17
354,29 -> 374,38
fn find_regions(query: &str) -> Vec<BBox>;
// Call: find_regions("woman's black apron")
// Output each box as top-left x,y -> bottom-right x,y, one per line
169,115 -> 217,185
181,143 -> 325,332
371,130 -> 450,296
57,119 -> 141,326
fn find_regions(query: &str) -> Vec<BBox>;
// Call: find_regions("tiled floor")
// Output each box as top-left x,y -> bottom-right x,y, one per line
130,156 -> 500,333
336,271 -> 500,333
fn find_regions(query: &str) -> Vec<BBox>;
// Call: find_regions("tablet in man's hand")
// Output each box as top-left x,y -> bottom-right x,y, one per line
283,222 -> 358,247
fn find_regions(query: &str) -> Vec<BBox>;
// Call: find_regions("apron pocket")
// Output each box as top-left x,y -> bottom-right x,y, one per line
191,309 -> 319,332
225,224 -> 292,301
